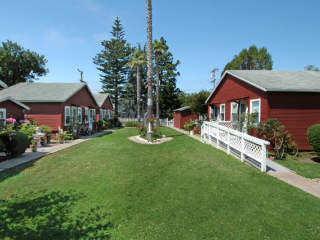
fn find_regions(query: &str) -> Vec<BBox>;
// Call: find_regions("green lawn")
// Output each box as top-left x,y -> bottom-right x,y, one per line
275,154 -> 320,179
1,127 -> 320,239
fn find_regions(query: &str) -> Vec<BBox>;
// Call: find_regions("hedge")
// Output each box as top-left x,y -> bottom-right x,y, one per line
0,132 -> 29,158
307,124 -> 320,153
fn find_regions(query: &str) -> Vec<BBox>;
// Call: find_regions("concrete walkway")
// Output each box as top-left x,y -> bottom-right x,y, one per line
169,126 -> 320,199
0,130 -> 113,172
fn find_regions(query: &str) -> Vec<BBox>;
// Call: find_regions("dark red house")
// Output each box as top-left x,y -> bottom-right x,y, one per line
173,106 -> 199,129
0,97 -> 30,125
205,70 -> 320,150
94,93 -> 113,121
0,82 -> 100,132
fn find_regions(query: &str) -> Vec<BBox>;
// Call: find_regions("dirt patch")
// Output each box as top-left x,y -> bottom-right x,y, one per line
128,135 -> 173,145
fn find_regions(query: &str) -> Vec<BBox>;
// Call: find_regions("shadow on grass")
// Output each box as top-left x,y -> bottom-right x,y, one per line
0,161 -> 37,183
0,190 -> 114,239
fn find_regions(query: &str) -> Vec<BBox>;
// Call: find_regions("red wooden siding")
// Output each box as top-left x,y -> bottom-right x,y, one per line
268,92 -> 320,150
24,102 -> 62,132
207,74 -> 269,121
173,109 -> 199,130
0,100 -> 25,120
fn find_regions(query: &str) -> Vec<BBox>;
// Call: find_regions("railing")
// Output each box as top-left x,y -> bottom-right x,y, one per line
160,118 -> 174,127
201,121 -> 269,172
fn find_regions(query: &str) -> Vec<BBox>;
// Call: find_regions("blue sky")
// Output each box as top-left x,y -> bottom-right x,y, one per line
1,0 -> 319,93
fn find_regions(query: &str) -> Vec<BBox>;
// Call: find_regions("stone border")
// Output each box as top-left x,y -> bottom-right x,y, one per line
128,135 -> 173,145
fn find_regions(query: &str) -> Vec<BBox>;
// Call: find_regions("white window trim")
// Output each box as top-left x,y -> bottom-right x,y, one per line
220,104 -> 225,121
230,102 -> 238,122
78,107 -> 82,124
250,98 -> 261,123
64,106 -> 71,126
85,107 -> 89,123
0,108 -> 6,127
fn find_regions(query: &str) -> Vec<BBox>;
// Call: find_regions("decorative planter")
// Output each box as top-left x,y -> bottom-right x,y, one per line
31,144 -> 37,152
190,130 -> 194,136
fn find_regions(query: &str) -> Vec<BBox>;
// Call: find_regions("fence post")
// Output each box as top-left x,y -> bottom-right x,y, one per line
261,144 -> 267,172
240,133 -> 244,162
227,130 -> 230,155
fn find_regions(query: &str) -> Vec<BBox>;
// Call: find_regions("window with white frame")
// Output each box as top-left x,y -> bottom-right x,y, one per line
89,109 -> 96,122
250,99 -> 261,124
108,110 -> 112,120
78,107 -> 82,124
209,105 -> 219,121
72,106 -> 77,123
230,102 -> 238,122
103,110 -> 107,120
220,104 -> 225,121
85,107 -> 89,123
64,106 -> 71,126
0,108 -> 6,128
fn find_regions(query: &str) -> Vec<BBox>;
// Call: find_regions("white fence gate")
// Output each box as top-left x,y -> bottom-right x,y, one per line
201,121 -> 269,172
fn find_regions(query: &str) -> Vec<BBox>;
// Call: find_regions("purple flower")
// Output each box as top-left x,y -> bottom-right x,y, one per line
19,119 -> 30,123
6,118 -> 16,123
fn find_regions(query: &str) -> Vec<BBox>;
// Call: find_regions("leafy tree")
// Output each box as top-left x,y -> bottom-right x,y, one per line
146,0 -> 154,141
305,65 -> 319,71
127,46 -> 146,122
0,40 -> 48,87
189,90 -> 210,120
93,17 -> 131,117
222,45 -> 273,75
153,39 -> 168,126
153,37 -> 181,119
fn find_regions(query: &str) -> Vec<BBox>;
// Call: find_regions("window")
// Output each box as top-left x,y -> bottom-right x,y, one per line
220,104 -> 225,121
78,107 -> 82,124
209,105 -> 219,121
230,102 -> 238,122
250,99 -> 261,124
85,107 -> 89,123
103,110 -> 107,120
89,109 -> 96,122
108,110 -> 112,120
72,106 -> 77,123
64,106 -> 71,126
0,108 -> 6,128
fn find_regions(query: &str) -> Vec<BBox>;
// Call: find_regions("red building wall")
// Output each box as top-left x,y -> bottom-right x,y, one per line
173,109 -> 199,130
0,100 -> 25,120
268,92 -> 320,150
24,102 -> 62,132
207,74 -> 269,121
97,97 -> 113,121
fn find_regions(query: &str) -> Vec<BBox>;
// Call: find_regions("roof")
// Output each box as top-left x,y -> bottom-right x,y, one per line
173,106 -> 190,112
0,82 -> 98,105
0,96 -> 30,110
206,70 -> 320,103
0,80 -> 8,89
94,93 -> 111,107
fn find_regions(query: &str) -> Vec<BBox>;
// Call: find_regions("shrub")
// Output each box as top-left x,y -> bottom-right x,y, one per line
258,118 -> 297,159
102,120 -> 112,129
184,121 -> 196,132
307,124 -> 320,153
19,122 -> 37,142
0,131 -> 29,158
112,117 -> 122,128
125,121 -> 139,127
40,125 -> 52,136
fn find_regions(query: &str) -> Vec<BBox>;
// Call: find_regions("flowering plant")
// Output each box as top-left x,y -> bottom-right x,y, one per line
6,118 -> 16,123
19,119 -> 30,124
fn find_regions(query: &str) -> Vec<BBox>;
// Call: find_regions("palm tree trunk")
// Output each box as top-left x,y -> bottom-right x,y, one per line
136,65 -> 141,122
155,54 -> 160,127
146,0 -> 153,142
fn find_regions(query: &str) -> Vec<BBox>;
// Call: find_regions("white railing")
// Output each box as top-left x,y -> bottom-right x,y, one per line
160,118 -> 174,127
201,121 -> 269,172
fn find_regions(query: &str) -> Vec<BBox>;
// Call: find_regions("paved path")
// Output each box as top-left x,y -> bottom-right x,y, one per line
169,126 -> 320,198
0,130 -> 114,172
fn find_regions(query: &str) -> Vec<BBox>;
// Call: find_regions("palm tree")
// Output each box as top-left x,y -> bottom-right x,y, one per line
128,46 -> 146,122
153,39 -> 168,127
146,0 -> 153,142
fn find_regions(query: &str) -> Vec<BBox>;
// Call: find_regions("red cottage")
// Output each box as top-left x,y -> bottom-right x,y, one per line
94,93 -> 113,121
173,106 -> 199,130
205,70 -> 320,150
0,97 -> 30,125
0,82 -> 100,132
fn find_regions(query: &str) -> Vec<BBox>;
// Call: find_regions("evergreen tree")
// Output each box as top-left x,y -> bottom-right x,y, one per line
305,65 -> 319,71
93,17 -> 131,117
154,37 -> 181,118
222,45 -> 273,75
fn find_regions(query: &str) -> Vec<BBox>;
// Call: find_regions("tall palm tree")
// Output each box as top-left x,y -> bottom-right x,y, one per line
153,39 -> 168,127
128,46 -> 146,122
146,0 -> 153,142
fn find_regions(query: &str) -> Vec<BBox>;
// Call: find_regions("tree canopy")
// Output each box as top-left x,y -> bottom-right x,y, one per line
222,45 -> 273,75
305,65 -> 319,71
93,17 -> 132,117
0,40 -> 48,87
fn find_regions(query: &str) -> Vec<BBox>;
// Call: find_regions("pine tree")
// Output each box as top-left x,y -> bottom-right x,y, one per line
93,17 -> 131,117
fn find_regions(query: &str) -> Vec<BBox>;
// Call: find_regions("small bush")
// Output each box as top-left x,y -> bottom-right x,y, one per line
112,117 -> 122,128
19,122 -> 36,142
0,131 -> 29,158
102,120 -> 112,129
40,125 -> 52,136
184,121 -> 196,132
307,124 -> 320,153
125,121 -> 139,127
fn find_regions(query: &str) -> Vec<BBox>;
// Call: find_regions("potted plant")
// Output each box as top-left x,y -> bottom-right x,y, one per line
40,125 -> 52,144
30,139 -> 37,152
184,121 -> 196,135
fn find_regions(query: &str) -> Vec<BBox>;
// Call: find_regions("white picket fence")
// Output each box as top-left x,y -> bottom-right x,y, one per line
201,121 -> 269,172
160,118 -> 174,127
